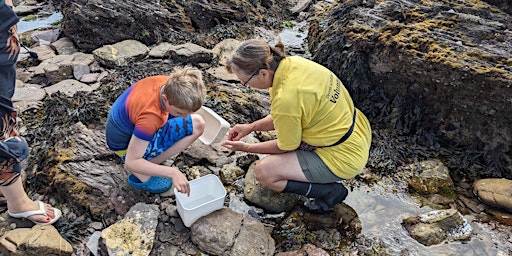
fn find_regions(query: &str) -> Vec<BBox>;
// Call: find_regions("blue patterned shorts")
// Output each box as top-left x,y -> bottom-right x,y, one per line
117,115 -> 193,162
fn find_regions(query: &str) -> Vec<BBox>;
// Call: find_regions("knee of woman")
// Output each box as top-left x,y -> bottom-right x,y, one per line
254,161 -> 270,184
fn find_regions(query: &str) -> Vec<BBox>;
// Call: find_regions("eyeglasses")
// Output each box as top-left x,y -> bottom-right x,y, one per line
241,69 -> 259,87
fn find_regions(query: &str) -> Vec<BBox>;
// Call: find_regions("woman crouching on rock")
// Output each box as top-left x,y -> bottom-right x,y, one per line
221,39 -> 372,213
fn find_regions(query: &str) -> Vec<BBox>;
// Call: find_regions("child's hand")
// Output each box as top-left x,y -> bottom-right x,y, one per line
172,171 -> 190,196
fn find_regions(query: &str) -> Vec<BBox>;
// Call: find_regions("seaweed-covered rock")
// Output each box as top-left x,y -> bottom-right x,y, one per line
308,0 -> 512,178
53,0 -> 294,51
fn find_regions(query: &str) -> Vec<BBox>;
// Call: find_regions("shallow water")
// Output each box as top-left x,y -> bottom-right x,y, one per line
278,21 -> 310,57
345,179 -> 511,255
17,12 -> 63,34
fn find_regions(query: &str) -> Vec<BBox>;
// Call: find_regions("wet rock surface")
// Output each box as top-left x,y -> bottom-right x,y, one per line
1,0 -> 511,255
402,208 -> 473,246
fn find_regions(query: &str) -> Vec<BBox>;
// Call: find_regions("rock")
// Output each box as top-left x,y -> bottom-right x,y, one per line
44,79 -> 93,97
34,52 -> 95,84
402,209 -> 473,246
207,66 -> 239,82
473,178 -> 512,212
52,122 -> 151,219
309,0 -> 512,177
54,0 -> 288,51
148,42 -> 175,58
244,162 -> 300,213
51,37 -> 78,55
481,0 -> 512,15
12,84 -> 45,102
31,29 -> 60,46
53,0 -> 194,51
181,139 -> 234,167
275,243 -> 329,256
219,162 -> 246,185
484,208 -> 512,226
92,40 -> 149,68
274,205 -> 361,251
79,73 -> 100,84
190,208 -> 275,256
167,43 -> 213,64
40,54 -> 74,83
211,38 -> 241,66
290,0 -> 313,14
86,231 -> 102,256
73,64 -> 90,80
13,5 -> 42,15
457,194 -> 485,214
100,203 -> 159,256
0,225 -> 73,256
31,45 -> 56,61
230,211 -> 276,256
405,160 -> 455,196
149,42 -> 214,65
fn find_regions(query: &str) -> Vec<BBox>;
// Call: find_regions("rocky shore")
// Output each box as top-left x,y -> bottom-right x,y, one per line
0,0 -> 510,255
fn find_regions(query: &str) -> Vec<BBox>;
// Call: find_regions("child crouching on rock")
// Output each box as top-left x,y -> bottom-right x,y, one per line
105,67 -> 206,195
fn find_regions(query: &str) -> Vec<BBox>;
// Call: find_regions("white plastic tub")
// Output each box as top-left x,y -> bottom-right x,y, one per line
195,106 -> 230,144
174,174 -> 227,227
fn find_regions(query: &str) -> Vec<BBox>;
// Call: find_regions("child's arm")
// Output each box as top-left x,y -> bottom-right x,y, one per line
124,135 -> 190,195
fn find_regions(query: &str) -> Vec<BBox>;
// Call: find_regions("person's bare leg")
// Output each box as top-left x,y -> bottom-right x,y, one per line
0,178 -> 57,223
133,114 -> 205,181
254,151 -> 308,191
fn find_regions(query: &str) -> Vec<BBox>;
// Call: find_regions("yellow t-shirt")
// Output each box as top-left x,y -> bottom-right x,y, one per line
270,56 -> 372,178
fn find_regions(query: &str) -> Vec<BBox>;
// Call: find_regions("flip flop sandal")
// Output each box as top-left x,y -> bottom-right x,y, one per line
127,174 -> 172,193
8,201 -> 62,225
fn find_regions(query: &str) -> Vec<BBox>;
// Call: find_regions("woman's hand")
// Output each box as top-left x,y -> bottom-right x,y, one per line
227,123 -> 253,141
221,140 -> 249,152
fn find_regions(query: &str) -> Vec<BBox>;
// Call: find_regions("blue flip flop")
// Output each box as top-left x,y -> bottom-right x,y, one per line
127,174 -> 172,193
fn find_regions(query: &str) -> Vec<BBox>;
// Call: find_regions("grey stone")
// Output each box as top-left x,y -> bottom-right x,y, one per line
92,40 -> 149,68
44,79 -> 93,97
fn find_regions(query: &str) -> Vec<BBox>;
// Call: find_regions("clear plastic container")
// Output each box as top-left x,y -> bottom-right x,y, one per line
174,174 -> 227,227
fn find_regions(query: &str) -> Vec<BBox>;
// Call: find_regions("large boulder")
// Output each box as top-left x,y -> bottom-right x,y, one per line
308,0 -> 512,178
53,0 -> 294,52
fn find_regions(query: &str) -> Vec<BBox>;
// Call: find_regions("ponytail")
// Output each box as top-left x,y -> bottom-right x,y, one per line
226,39 -> 287,75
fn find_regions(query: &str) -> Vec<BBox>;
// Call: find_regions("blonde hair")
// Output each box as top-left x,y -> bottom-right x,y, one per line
164,67 -> 206,112
226,39 -> 286,76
